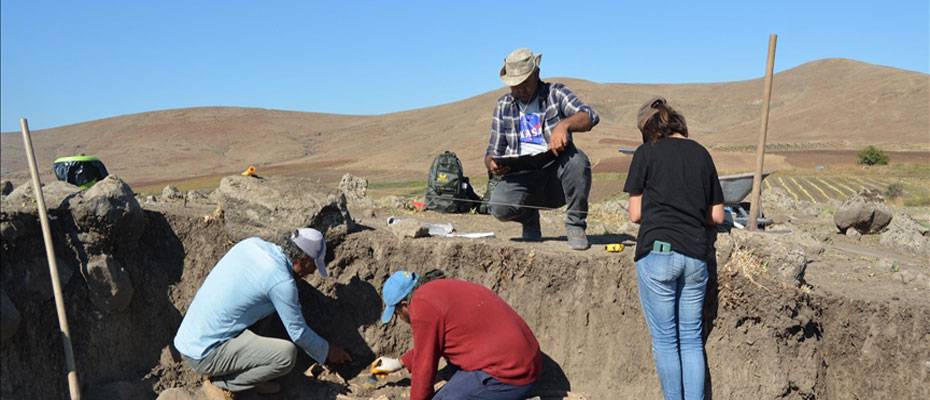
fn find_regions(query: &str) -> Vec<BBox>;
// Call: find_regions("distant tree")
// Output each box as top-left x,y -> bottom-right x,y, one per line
857,145 -> 889,166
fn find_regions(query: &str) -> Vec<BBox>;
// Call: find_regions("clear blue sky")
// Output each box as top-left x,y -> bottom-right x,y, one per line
2,0 -> 928,131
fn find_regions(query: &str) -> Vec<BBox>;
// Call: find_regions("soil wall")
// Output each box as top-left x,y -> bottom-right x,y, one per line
2,209 -> 928,399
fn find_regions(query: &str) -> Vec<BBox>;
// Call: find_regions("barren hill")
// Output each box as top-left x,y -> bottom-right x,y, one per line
1,58 -> 927,185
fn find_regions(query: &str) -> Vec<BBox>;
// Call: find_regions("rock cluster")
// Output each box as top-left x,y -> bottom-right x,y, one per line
834,189 -> 892,234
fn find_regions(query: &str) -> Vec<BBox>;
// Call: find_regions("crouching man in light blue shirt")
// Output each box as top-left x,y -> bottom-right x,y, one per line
174,228 -> 352,399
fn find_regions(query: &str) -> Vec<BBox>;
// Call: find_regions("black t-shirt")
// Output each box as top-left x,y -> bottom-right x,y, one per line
623,138 -> 724,261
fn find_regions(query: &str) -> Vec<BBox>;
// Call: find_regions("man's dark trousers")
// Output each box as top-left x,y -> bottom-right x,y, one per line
489,144 -> 591,230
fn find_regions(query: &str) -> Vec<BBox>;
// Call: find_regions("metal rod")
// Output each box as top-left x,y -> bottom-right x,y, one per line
747,34 -> 777,231
20,118 -> 82,399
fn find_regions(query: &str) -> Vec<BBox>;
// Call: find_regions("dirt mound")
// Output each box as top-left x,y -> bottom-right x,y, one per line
2,176 -> 928,399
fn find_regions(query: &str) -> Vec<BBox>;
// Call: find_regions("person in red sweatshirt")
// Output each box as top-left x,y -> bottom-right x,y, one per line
372,270 -> 541,400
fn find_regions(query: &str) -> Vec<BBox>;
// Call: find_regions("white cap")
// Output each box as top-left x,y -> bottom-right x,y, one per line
290,228 -> 328,277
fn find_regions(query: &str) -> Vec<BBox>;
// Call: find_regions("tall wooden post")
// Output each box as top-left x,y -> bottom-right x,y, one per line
747,34 -> 777,231
20,118 -> 82,399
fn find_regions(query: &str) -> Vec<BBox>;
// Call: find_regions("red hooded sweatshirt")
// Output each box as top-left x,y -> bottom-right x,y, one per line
400,279 -> 541,400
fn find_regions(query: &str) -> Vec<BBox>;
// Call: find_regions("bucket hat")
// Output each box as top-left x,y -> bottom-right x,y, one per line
500,48 -> 542,86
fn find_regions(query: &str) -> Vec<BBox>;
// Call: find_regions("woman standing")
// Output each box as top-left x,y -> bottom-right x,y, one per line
623,97 -> 725,400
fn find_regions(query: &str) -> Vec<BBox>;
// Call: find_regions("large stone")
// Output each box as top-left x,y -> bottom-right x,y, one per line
2,180 -> 81,211
84,254 -> 134,313
387,218 -> 430,239
834,189 -> 892,234
730,230 -> 809,287
68,176 -> 146,252
338,173 -> 369,201
161,185 -> 183,201
216,175 -> 352,241
0,290 -> 21,343
880,213 -> 930,256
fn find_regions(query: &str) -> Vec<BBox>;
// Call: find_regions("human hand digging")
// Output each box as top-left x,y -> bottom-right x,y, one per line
369,356 -> 403,376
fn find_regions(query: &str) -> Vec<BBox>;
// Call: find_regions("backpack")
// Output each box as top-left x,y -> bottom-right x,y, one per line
426,151 -> 478,213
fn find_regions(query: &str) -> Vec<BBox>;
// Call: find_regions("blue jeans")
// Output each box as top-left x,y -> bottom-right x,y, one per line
433,369 -> 534,400
636,250 -> 708,400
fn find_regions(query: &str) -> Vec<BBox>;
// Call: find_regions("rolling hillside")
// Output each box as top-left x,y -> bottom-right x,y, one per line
1,58 -> 927,186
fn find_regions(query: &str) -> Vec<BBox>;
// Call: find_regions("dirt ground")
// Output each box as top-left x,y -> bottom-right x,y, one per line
1,177 -> 928,399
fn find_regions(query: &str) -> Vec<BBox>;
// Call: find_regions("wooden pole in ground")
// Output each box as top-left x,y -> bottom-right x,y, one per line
20,118 -> 82,399
747,34 -> 778,231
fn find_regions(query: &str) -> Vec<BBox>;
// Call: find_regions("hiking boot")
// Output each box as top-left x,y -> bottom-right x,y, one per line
566,226 -> 589,250
254,381 -> 281,395
202,380 -> 234,400
521,211 -> 542,242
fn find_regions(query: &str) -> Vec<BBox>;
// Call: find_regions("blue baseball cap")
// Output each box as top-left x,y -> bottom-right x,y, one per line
380,271 -> 419,324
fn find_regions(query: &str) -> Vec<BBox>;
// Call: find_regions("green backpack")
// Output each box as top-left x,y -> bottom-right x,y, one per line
426,151 -> 475,213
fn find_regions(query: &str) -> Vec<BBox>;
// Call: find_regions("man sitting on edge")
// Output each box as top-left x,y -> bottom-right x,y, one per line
174,228 -> 352,399
485,47 -> 600,250
371,270 -> 542,400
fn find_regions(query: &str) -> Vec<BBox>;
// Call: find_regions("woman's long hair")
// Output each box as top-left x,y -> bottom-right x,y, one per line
638,97 -> 689,144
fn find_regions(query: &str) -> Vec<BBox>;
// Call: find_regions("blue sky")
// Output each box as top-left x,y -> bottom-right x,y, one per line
1,0 -> 928,131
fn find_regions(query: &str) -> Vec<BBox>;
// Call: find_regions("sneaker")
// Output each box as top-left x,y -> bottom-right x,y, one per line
566,226 -> 589,250
254,381 -> 281,394
202,380 -> 234,400
521,211 -> 542,242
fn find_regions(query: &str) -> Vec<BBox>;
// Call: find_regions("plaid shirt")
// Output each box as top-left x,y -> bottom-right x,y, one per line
485,81 -> 599,156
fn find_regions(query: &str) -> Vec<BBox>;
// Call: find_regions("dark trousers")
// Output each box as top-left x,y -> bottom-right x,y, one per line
489,145 -> 591,229
434,370 -> 534,400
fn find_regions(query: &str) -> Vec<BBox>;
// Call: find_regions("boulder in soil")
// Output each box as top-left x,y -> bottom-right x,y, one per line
834,189 -> 892,234
84,254 -> 134,313
338,173 -> 369,201
68,176 -> 146,252
161,185 -> 183,201
185,190 -> 207,203
216,175 -> 352,241
388,218 -> 430,239
880,213 -> 930,256
729,230 -> 809,287
0,290 -> 20,343
1,181 -> 81,211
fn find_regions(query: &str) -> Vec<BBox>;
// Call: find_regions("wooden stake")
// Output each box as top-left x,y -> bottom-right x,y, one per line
20,118 -> 82,399
747,34 -> 777,231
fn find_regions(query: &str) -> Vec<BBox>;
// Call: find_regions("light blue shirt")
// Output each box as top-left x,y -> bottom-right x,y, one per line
174,237 -> 329,364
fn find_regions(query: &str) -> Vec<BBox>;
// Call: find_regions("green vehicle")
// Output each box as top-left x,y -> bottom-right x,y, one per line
53,155 -> 109,189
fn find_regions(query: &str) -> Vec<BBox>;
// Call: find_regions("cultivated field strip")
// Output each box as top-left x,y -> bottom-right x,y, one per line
762,175 -> 897,203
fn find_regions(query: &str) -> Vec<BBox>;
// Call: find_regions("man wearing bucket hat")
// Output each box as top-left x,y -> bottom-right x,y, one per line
370,270 -> 541,400
485,47 -> 600,250
174,228 -> 352,399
